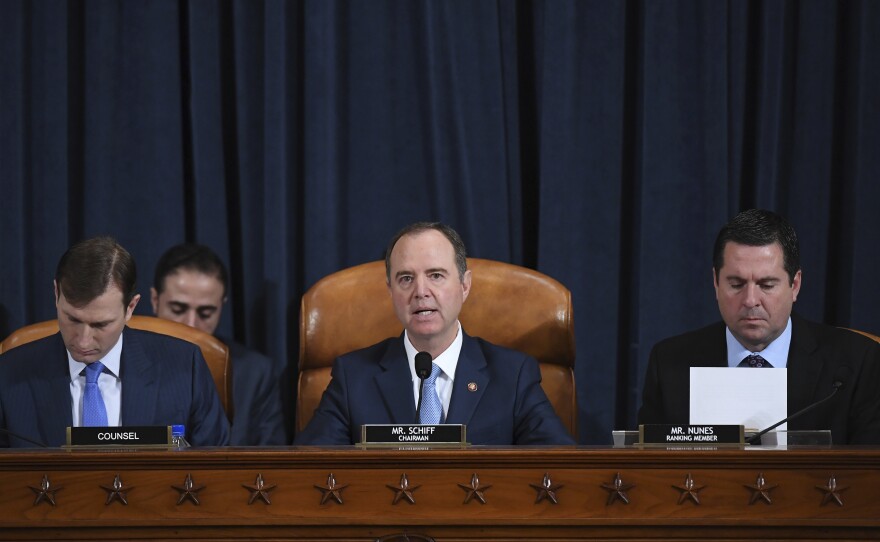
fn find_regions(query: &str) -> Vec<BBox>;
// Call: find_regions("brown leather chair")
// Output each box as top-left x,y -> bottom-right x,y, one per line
0,315 -> 233,420
845,328 -> 880,344
298,258 -> 577,438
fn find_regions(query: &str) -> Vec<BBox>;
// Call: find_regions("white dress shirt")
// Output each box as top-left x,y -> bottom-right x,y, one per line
405,322 -> 464,421
67,333 -> 124,427
726,317 -> 792,368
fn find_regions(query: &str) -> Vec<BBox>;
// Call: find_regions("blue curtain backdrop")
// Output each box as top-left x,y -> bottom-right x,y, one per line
2,0 -> 878,443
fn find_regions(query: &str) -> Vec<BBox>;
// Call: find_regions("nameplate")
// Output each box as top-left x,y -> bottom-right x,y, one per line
639,424 -> 744,445
66,426 -> 172,447
361,424 -> 467,445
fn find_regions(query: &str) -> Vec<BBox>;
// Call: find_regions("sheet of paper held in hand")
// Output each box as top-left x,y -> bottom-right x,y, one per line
690,367 -> 787,445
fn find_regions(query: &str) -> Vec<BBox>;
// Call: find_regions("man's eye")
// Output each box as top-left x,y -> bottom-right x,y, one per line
399,276 -> 412,284
197,310 -> 215,320
760,283 -> 775,291
730,283 -> 744,290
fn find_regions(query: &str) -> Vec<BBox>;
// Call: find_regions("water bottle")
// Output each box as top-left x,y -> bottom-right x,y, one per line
171,425 -> 191,448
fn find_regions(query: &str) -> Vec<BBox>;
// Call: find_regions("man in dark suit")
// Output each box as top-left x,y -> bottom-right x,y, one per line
295,222 -> 574,445
151,244 -> 286,445
638,209 -> 880,444
0,237 -> 229,448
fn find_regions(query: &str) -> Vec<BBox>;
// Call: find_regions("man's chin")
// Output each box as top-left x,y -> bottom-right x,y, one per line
69,351 -> 101,364
733,328 -> 770,349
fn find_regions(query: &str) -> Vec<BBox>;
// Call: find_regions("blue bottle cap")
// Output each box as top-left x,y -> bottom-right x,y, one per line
172,424 -> 185,436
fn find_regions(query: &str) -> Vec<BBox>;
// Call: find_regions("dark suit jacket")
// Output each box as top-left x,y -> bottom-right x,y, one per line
0,327 -> 230,448
225,340 -> 287,446
638,314 -> 880,444
294,333 -> 575,445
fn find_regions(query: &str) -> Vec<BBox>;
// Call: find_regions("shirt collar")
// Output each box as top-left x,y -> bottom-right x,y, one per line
67,331 -> 124,381
404,321 -> 463,381
726,316 -> 792,368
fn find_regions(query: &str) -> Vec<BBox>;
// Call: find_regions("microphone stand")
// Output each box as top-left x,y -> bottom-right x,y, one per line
747,383 -> 842,445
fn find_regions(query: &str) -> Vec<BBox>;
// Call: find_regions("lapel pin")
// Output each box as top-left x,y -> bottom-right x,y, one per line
467,382 -> 478,392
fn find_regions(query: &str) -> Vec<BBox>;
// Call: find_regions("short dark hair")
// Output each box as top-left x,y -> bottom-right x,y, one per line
713,209 -> 801,284
385,222 -> 468,282
153,243 -> 228,296
55,236 -> 138,307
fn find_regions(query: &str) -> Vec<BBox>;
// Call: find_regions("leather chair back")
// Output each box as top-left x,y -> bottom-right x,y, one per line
0,315 -> 233,420
298,258 -> 576,437
845,328 -> 880,344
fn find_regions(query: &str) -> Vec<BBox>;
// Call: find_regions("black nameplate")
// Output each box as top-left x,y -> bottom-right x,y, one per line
66,426 -> 171,447
639,424 -> 744,445
361,424 -> 467,445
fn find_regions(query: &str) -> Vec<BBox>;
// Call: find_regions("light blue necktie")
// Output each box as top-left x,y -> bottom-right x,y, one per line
83,361 -> 108,426
419,363 -> 445,424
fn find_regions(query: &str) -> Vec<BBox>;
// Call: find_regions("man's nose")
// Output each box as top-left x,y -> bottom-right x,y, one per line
743,284 -> 760,307
184,311 -> 199,328
75,325 -> 94,347
413,276 -> 431,298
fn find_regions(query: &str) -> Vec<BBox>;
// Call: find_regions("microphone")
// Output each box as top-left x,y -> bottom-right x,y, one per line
414,351 -> 433,424
0,427 -> 49,448
747,369 -> 848,445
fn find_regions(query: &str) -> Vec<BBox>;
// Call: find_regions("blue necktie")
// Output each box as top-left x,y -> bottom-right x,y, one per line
420,363 -> 445,424
738,354 -> 773,368
83,361 -> 108,426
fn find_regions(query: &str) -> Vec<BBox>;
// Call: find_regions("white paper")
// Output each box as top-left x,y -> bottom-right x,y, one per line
689,367 -> 787,435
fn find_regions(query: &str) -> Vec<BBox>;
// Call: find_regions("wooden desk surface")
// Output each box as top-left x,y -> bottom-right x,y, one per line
1,446 -> 879,540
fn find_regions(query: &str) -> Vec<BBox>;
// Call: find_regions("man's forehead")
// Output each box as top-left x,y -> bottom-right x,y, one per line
163,269 -> 224,291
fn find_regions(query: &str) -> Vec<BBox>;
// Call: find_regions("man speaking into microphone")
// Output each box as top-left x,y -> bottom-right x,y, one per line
638,209 -> 880,444
295,222 -> 574,445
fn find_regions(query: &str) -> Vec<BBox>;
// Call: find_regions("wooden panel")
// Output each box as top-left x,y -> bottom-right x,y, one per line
1,447 -> 879,540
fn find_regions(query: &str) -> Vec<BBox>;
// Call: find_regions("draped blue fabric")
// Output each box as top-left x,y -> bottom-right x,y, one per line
2,0 -> 878,443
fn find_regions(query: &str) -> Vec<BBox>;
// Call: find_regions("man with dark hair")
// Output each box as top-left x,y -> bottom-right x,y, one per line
0,237 -> 229,448
296,222 -> 574,445
639,209 -> 880,444
151,243 -> 286,445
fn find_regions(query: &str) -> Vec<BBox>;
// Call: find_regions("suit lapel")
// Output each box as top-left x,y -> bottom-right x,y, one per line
446,334 -> 488,426
705,323 -> 728,367
787,315 -> 822,411
119,328 -> 159,425
35,333 -> 75,441
375,338 -> 419,424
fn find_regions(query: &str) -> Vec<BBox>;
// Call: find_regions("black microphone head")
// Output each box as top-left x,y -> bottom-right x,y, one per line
415,351 -> 433,379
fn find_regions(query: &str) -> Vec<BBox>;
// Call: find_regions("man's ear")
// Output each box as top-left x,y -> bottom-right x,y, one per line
125,294 -> 141,321
150,287 -> 160,314
461,269 -> 472,302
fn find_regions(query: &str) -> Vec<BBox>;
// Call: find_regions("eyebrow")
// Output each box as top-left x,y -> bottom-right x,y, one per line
63,310 -> 114,327
395,267 -> 448,279
168,301 -> 218,311
724,275 -> 781,282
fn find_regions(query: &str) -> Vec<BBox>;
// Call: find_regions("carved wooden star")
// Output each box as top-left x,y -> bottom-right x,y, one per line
315,473 -> 348,505
100,474 -> 132,505
242,473 -> 276,505
672,473 -> 705,505
29,475 -> 62,506
386,473 -> 420,504
744,472 -> 777,505
530,472 -> 563,504
172,473 -> 205,505
601,472 -> 635,505
458,473 -> 491,504
815,474 -> 848,506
